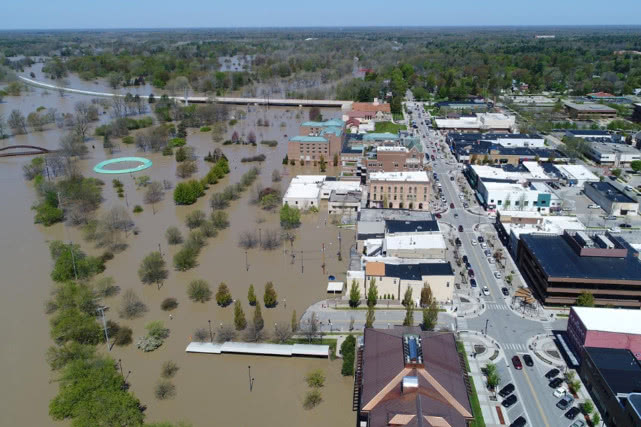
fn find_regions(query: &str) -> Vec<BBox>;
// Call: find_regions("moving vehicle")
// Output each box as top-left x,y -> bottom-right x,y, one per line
549,377 -> 563,388
565,407 -> 580,420
501,394 -> 518,408
522,354 -> 533,367
605,215 -> 617,220
509,416 -> 527,427
450,202 -> 455,209
620,223 -> 632,228
482,286 -> 490,296
458,225 -> 464,232
435,213 -> 442,219
545,368 -> 560,379
512,355 -> 522,370
556,395 -> 574,410
501,287 -> 509,296
495,272 -> 503,280
455,238 -> 462,246
498,383 -> 515,398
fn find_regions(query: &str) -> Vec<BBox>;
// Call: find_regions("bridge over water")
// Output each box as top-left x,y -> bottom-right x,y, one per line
0,145 -> 56,157
19,76 -> 352,109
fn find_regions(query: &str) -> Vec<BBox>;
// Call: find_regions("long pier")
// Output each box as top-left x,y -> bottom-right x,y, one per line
19,76 -> 352,108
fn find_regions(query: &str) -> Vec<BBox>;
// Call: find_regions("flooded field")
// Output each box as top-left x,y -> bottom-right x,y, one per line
0,77 -> 354,426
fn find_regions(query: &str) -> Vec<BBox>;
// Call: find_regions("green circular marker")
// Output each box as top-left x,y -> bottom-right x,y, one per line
93,157 -> 153,174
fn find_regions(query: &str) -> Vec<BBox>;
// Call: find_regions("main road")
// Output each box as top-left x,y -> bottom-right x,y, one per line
406,101 -> 570,427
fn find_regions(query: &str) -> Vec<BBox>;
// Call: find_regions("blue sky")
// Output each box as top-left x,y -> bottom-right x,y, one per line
2,0 -> 640,29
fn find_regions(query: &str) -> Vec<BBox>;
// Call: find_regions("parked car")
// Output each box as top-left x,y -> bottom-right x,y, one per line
463,202 -> 469,208
553,387 -> 567,398
482,286 -> 490,296
588,204 -> 601,209
501,287 -> 509,296
545,368 -> 560,379
471,239 -> 477,246
569,420 -> 585,427
495,272 -> 503,280
468,269 -> 475,277
556,395 -> 574,410
462,255 -> 469,263
512,355 -> 523,370
498,383 -> 515,398
565,407 -> 580,420
502,394 -> 518,408
522,354 -> 534,367
605,215 -> 617,220
509,416 -> 527,427
455,238 -> 462,246
470,279 -> 477,287
435,213 -> 442,219
478,236 -> 484,243
480,242 -> 487,249
549,377 -> 564,388
484,249 -> 492,257
488,258 -> 495,264
458,225 -> 464,232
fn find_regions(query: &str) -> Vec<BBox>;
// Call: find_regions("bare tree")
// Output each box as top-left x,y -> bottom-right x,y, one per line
193,328 -> 209,342
273,323 -> 292,343
0,114 -> 7,138
111,96 -> 127,119
260,228 -> 282,250
144,181 -> 165,214
8,109 -> 27,135
73,102 -> 91,142
216,324 -> 236,343
301,312 -> 320,343
238,230 -> 258,249
244,321 -> 268,343
119,289 -> 148,319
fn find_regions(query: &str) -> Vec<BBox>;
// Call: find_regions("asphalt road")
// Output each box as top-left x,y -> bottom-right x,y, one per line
406,102 -> 572,427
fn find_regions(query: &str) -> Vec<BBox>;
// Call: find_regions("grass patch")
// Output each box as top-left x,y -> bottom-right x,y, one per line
556,314 -> 569,318
456,341 -> 486,427
371,121 -> 407,134
286,338 -> 337,359
392,113 -> 404,121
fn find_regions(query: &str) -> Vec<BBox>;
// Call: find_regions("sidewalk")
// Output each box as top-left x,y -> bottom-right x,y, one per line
459,331 -> 506,427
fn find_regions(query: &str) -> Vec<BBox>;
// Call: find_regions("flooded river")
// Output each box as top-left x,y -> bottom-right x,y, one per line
0,74 -> 354,426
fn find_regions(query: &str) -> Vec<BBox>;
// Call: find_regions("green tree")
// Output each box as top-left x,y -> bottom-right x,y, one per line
341,335 -> 356,376
280,204 -> 301,229
253,302 -> 264,331
50,308 -> 103,345
319,155 -> 327,172
215,282 -> 232,307
291,309 -> 298,332
592,413 -> 600,425
420,285 -> 433,308
247,284 -> 257,306
305,369 -> 326,388
187,279 -> 211,303
233,300 -> 247,330
630,160 -> 641,173
49,241 -> 105,282
611,168 -> 622,178
402,287 -> 413,307
403,301 -> 414,327
263,282 -> 278,308
365,305 -> 375,328
576,291 -> 595,307
486,363 -> 501,390
173,246 -> 198,271
581,400 -> 594,415
138,251 -> 168,290
367,278 -> 378,307
349,280 -> 361,308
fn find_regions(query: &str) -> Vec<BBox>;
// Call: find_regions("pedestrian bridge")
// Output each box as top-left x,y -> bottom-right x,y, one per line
19,76 -> 351,108
185,341 -> 330,357
0,144 -> 55,157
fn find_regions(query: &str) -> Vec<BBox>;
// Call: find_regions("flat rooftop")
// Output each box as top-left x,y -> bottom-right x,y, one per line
584,347 -> 641,394
573,307 -> 641,335
521,234 -> 641,282
358,208 -> 435,223
554,164 -> 599,182
384,234 -> 446,251
587,181 -> 637,203
564,102 -> 617,113
369,171 -> 429,182
386,219 -> 439,234
590,141 -> 641,156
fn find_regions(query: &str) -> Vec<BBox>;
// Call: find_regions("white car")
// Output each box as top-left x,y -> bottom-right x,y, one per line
488,258 -> 495,264
471,239 -> 478,246
553,387 -> 567,398
480,242 -> 487,249
482,286 -> 490,296
494,271 -> 502,279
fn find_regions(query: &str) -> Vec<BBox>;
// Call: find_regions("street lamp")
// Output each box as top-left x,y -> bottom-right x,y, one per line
208,320 -> 213,342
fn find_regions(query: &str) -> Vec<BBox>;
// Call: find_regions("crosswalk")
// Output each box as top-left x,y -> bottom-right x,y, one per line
503,343 -> 527,351
486,303 -> 510,311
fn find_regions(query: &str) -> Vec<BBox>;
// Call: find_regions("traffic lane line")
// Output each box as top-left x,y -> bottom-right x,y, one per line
521,364 -> 551,427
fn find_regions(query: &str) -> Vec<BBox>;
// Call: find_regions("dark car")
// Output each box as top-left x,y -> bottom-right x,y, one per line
458,225 -> 464,232
557,395 -> 574,410
512,355 -> 523,370
450,203 -> 455,209
545,368 -> 560,379
455,238 -> 462,246
522,354 -> 534,367
498,383 -> 515,398
502,394 -> 518,408
468,269 -> 475,277
565,407 -> 580,420
478,236 -> 484,243
470,278 -> 477,287
435,213 -> 442,219
620,223 -> 632,228
549,377 -> 564,388
509,416 -> 527,427
501,287 -> 509,296
462,255 -> 469,263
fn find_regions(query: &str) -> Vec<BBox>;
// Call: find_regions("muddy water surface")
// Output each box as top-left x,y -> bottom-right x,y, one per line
0,85 -> 354,426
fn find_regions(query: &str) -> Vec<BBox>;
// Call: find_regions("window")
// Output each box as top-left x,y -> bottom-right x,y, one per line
524,201 -> 529,206
394,187 -> 397,193
515,201 -> 520,206
497,200 -> 502,205
490,199 -> 494,203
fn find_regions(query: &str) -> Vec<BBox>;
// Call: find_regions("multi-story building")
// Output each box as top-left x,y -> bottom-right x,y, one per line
435,112 -> 516,133
288,119 -> 344,164
356,328 -> 473,427
584,181 -> 639,216
633,103 -> 641,123
586,141 -> 641,166
567,307 -> 641,361
564,102 -> 618,119
449,133 -> 564,165
578,347 -> 641,427
368,171 -> 431,210
517,230 -> 641,307
365,146 -> 425,173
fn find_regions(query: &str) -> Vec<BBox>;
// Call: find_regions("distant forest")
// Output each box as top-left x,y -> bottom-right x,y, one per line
1,27 -> 641,114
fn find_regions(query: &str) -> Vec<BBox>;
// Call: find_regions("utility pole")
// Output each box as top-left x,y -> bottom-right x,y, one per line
245,250 -> 249,272
301,250 -> 304,274
97,306 -> 110,351
208,320 -> 213,342
321,243 -> 325,275
338,231 -> 342,261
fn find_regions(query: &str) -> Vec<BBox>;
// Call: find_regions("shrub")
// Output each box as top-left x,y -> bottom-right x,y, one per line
133,205 -> 143,213
176,160 -> 198,178
187,279 -> 212,303
114,326 -> 133,346
165,226 -> 183,244
94,276 -> 120,298
169,137 -> 186,147
118,289 -> 148,319
305,370 -> 326,388
185,210 -> 206,229
211,211 -> 229,229
280,204 -> 301,229
154,380 -> 176,400
161,361 -> 179,378
261,140 -> 278,147
303,389 -> 322,409
200,126 -> 211,132
173,180 -> 204,205
200,221 -> 218,238
136,335 -> 163,352
173,246 -> 199,271
185,230 -> 206,250
263,282 -> 278,308
33,201 -> 64,226
241,154 -> 266,163
160,297 -> 178,311
122,136 -> 134,144
146,321 -> 170,340
162,146 -> 173,156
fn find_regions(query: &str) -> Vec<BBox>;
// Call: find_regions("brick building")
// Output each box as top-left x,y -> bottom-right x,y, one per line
368,171 -> 431,210
287,119 -> 345,164
365,146 -> 425,173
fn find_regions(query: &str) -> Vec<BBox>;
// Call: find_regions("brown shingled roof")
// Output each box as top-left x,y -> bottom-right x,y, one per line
353,102 -> 391,113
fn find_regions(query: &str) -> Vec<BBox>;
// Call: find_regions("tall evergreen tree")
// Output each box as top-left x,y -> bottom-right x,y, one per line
253,302 -> 264,331
234,300 -> 247,330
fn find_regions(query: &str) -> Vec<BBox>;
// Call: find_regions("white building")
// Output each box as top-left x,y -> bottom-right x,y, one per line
383,234 -> 446,259
283,175 -> 362,209
479,181 -> 560,213
554,164 -> 600,187
587,142 -> 641,166
435,112 -> 515,132
492,134 -> 545,148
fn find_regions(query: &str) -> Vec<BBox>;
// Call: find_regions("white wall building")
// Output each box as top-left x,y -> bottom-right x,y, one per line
479,181 -> 560,213
554,164 -> 600,187
435,112 -> 516,132
283,175 -> 362,209
492,134 -> 545,148
587,142 -> 641,166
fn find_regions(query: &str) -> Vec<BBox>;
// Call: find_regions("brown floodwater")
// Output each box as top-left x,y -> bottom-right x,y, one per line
0,83 -> 354,426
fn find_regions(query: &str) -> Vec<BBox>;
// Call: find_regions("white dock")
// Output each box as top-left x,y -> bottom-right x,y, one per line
185,341 -> 330,357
